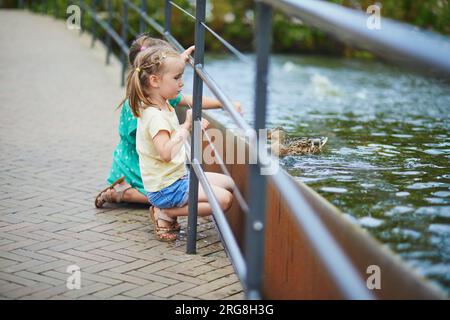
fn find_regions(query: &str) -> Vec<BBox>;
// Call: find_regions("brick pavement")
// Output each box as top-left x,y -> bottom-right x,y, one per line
0,9 -> 244,300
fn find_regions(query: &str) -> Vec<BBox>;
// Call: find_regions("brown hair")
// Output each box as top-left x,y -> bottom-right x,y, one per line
117,34 -> 173,110
128,33 -> 172,65
126,46 -> 180,118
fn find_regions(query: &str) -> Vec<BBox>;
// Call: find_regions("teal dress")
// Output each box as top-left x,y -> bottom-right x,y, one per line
107,95 -> 182,195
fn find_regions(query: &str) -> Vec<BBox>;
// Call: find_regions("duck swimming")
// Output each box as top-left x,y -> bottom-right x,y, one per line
267,127 -> 328,156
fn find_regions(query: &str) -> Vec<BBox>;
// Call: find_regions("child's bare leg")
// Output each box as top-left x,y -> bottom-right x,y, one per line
154,185 -> 233,229
204,172 -> 235,193
154,202 -> 211,219
121,188 -> 149,204
103,186 -> 149,204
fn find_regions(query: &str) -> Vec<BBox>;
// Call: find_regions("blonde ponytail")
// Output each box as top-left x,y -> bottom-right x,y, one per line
122,46 -> 181,117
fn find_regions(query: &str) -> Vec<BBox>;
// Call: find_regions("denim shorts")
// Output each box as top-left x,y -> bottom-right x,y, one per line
146,173 -> 189,209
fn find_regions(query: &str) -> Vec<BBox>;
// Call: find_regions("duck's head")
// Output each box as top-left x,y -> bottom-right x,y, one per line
267,127 -> 286,141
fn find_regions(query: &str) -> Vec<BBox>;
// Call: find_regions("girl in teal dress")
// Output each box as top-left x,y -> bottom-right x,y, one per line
96,96 -> 182,206
108,96 -> 182,195
95,34 -> 242,208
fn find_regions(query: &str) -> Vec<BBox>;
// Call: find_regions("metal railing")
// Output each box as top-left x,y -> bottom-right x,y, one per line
261,0 -> 450,79
78,0 -> 130,86
20,0 -> 450,300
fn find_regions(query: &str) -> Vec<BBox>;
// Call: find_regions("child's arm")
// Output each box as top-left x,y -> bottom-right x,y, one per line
181,46 -> 195,63
179,95 -> 243,114
152,123 -> 191,163
153,129 -> 189,162
152,110 -> 209,163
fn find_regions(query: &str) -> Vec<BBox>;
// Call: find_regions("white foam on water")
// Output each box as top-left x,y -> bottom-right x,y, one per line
392,134 -> 414,138
320,187 -> 348,193
392,227 -> 422,240
433,191 -> 450,198
358,216 -> 385,228
407,182 -> 448,189
392,171 -> 423,176
282,61 -> 296,73
424,149 -> 450,155
361,183 -> 376,188
385,206 -> 414,216
425,197 -> 449,204
429,224 -> 450,236
310,73 -> 341,97
416,206 -> 450,218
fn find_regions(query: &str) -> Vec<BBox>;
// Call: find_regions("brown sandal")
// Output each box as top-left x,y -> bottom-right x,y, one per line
171,220 -> 181,232
95,177 -> 132,208
149,207 -> 181,232
149,206 -> 177,242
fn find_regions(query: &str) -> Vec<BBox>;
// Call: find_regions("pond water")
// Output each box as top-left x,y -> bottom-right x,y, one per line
182,53 -> 450,294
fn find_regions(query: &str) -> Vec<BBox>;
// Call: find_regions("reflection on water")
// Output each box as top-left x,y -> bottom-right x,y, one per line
182,54 -> 450,294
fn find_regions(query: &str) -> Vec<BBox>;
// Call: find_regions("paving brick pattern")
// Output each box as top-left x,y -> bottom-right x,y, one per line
0,10 -> 244,300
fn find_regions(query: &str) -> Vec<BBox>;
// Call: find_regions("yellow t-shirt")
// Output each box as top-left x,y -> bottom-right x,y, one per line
136,103 -> 187,192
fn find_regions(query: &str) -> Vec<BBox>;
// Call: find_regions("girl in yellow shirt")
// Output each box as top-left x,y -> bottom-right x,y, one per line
127,45 -> 235,242
95,34 -> 242,212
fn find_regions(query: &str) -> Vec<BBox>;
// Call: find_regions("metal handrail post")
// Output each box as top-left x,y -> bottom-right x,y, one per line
120,0 -> 129,86
164,0 -> 171,34
52,0 -> 57,18
105,0 -> 112,65
78,0 -> 84,36
91,0 -> 98,47
244,1 -> 272,300
268,169 -> 375,299
186,0 -> 206,255
260,0 -> 450,79
190,159 -> 248,283
140,0 -> 148,34
42,0 -> 47,14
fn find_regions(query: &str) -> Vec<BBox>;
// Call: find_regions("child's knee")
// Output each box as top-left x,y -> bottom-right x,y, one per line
218,174 -> 234,191
225,175 -> 234,189
219,190 -> 233,211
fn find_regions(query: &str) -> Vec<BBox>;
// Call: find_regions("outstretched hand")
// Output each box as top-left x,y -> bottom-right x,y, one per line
201,118 -> 210,131
233,101 -> 243,115
181,45 -> 195,62
182,109 -> 193,131
182,109 -> 209,132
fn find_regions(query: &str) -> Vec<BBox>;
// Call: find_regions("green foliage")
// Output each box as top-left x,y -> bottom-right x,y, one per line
6,0 -> 449,56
